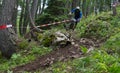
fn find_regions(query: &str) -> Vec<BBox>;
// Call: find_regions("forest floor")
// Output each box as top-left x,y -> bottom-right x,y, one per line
11,36 -> 102,72
2,4 -> 120,73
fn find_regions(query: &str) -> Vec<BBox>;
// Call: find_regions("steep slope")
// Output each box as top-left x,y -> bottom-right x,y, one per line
1,5 -> 120,73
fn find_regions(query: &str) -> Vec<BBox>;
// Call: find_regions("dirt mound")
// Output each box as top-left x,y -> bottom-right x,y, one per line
11,38 -> 97,72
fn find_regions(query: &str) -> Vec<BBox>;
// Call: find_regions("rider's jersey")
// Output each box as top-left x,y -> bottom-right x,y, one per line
71,8 -> 82,20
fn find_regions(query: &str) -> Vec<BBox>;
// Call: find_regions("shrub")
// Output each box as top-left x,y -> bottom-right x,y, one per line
18,40 -> 29,49
35,13 -> 57,25
103,32 -> 120,55
81,20 -> 111,40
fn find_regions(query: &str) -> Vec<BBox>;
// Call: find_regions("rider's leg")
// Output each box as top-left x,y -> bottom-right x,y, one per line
73,18 -> 80,30
70,21 -> 74,30
63,23 -> 68,30
69,18 -> 76,30
74,21 -> 78,28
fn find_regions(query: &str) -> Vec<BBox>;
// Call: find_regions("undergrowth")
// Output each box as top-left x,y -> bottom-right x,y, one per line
41,35 -> 120,73
0,5 -> 120,73
38,6 -> 120,73
0,46 -> 52,72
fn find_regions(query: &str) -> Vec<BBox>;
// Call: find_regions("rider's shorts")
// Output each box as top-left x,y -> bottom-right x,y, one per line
71,18 -> 80,23
76,18 -> 80,22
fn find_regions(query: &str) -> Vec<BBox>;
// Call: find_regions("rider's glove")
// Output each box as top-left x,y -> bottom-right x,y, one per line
69,12 -> 72,15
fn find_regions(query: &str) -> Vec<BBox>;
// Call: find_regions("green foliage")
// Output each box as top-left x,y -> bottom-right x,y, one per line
96,14 -> 113,21
1,4 -> 120,73
18,40 -> 29,49
34,32 -> 44,41
11,53 -> 21,60
39,29 -> 67,47
43,49 -> 119,73
40,61 -> 73,73
35,13 -> 57,25
81,20 -> 111,40
30,47 -> 52,56
80,46 -> 88,54
51,62 -> 70,73
35,0 -> 67,26
0,46 -> 52,72
45,0 -> 65,16
103,32 -> 120,55
72,57 -> 93,73
110,16 -> 120,27
108,62 -> 120,73
93,50 -> 120,73
75,14 -> 97,37
117,6 -> 120,14
38,6 -> 120,73
76,11 -> 120,41
0,53 -> 35,71
41,34 -> 55,47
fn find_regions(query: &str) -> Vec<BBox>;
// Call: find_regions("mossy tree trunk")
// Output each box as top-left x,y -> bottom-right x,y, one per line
0,0 -> 17,58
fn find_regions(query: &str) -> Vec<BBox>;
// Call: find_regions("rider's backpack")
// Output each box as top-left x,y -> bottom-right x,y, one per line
74,9 -> 80,19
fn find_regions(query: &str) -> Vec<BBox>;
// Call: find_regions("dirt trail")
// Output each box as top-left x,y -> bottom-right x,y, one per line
12,38 -> 97,73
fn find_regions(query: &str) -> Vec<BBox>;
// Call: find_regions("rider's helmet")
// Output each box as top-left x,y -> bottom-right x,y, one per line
76,6 -> 80,9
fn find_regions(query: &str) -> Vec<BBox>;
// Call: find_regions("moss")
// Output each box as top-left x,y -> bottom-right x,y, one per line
18,40 -> 29,49
41,34 -> 56,47
34,32 -> 43,41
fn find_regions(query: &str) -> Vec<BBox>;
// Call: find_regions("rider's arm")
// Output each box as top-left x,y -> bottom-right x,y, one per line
69,8 -> 75,14
71,8 -> 76,13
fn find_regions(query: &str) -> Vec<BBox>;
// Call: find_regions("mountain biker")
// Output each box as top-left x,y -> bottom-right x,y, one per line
69,6 -> 82,30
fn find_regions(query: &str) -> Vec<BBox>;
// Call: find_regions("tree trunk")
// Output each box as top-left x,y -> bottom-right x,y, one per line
82,0 -> 87,17
72,0 -> 78,9
12,0 -> 18,33
19,0 -> 25,36
0,0 -> 2,13
40,0 -> 46,15
86,0 -> 90,16
0,0 -> 17,58
65,0 -> 71,14
31,0 -> 38,21
36,0 -> 41,17
23,0 -> 29,35
112,0 -> 117,16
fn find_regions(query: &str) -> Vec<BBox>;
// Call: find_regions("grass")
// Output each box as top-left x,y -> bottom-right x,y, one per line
40,47 -> 120,73
0,46 -> 52,72
38,6 -> 120,73
0,5 -> 120,73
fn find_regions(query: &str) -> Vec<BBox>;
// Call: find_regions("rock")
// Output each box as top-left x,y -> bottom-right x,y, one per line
52,31 -> 72,47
